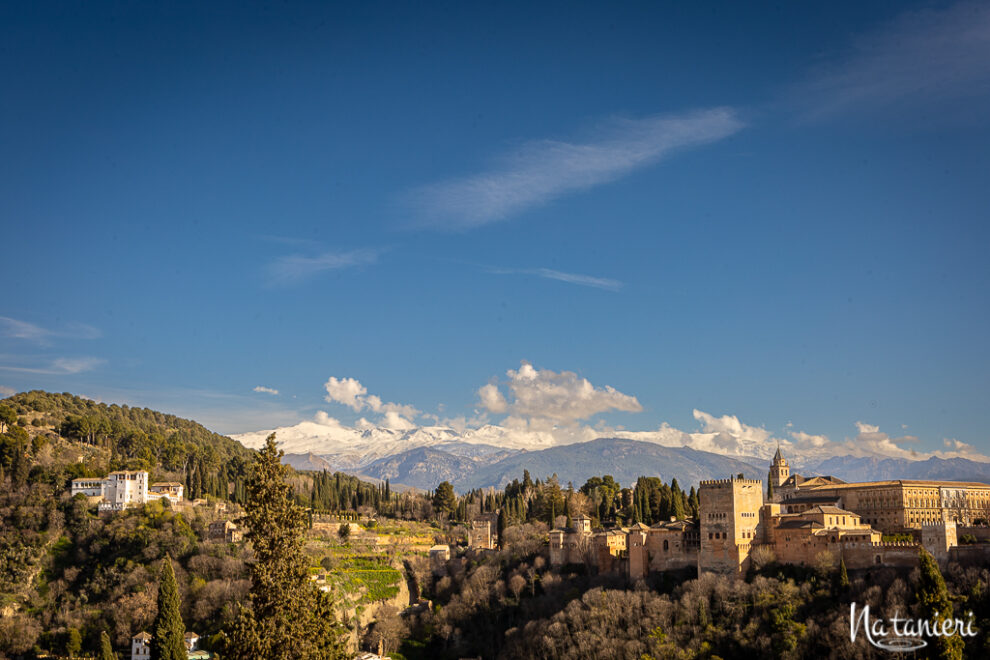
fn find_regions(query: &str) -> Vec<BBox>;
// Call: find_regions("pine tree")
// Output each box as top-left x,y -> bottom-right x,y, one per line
915,549 -> 964,660
98,631 -> 117,660
225,433 -> 348,660
432,481 -> 456,521
151,556 -> 186,660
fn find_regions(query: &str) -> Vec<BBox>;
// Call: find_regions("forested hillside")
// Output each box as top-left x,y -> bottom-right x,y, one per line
0,390 -> 252,501
0,391 -> 257,656
0,390 -> 433,658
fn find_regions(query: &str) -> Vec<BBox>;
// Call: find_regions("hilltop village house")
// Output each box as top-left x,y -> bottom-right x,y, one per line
208,519 -> 243,543
70,470 -> 184,511
132,631 -> 210,659
549,449 -> 990,579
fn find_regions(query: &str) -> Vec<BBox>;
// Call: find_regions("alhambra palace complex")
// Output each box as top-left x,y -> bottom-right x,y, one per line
538,449 -> 990,578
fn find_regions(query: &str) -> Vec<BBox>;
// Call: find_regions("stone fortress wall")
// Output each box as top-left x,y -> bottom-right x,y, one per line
547,449 -> 990,580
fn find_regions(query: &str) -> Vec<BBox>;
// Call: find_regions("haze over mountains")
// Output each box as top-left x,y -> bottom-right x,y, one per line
233,417 -> 990,492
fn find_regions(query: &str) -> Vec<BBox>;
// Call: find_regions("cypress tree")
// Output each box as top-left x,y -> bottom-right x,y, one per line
767,470 -> 775,501
225,433 -> 347,660
98,631 -> 117,660
496,508 -> 505,548
915,549 -> 964,660
151,556 -> 186,660
835,556 -> 850,593
671,487 -> 686,520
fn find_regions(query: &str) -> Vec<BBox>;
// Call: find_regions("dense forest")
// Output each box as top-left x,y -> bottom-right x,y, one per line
437,469 -> 698,531
398,535 -> 990,659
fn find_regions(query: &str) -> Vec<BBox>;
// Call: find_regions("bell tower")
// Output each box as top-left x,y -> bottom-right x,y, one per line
769,446 -> 789,489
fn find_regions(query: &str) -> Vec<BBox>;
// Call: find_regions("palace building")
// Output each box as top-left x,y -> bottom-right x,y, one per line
772,453 -> 990,532
70,470 -> 184,511
549,449 -> 990,579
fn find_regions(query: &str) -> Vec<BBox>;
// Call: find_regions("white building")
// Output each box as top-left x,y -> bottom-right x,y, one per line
69,478 -> 104,497
149,481 -> 185,505
132,630 -> 203,658
131,631 -> 151,658
70,470 -> 183,511
102,470 -> 148,510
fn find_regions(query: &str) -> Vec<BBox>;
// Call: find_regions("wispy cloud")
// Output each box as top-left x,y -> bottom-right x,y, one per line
487,266 -> 623,291
253,385 -> 279,395
0,385 -> 15,397
0,356 -> 104,375
257,234 -> 322,248
266,248 -> 383,286
792,1 -> 990,121
407,108 -> 744,230
0,316 -> 101,344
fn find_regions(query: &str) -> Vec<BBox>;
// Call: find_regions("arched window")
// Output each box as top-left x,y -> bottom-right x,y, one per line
663,539 -> 669,551
875,555 -> 881,565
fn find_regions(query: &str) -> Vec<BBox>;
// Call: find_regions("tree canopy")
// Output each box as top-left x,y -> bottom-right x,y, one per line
151,556 -> 186,660
225,433 -> 348,659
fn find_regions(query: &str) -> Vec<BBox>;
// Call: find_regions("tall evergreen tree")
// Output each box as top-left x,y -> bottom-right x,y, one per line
670,488 -> 686,520
225,433 -> 348,659
688,486 -> 700,518
151,556 -> 186,660
915,549 -> 964,660
432,481 -> 456,521
98,631 -> 117,660
834,557 -> 850,594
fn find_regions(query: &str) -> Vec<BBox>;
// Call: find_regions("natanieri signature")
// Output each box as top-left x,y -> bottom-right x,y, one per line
850,602 -> 978,652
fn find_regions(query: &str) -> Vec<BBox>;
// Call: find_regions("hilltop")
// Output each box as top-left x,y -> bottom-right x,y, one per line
0,390 -> 253,500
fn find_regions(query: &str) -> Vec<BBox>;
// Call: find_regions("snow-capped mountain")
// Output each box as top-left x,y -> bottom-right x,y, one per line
232,416 -> 990,492
232,418 -> 561,468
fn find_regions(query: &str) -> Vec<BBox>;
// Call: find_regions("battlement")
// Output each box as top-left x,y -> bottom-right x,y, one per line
699,478 -> 763,487
871,541 -> 918,548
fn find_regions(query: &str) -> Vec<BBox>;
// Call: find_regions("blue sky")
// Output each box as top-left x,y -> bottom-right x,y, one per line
2,1 -> 989,459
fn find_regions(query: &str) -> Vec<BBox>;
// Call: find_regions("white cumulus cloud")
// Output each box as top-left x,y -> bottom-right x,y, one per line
324,377 -> 368,411
790,430 -> 830,449
478,362 -> 642,424
840,421 -> 923,459
323,376 -> 421,425
253,385 -> 279,395
477,383 -> 508,414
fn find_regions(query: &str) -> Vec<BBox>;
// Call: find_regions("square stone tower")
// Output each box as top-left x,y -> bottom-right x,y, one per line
921,520 -> 957,566
698,476 -> 764,575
